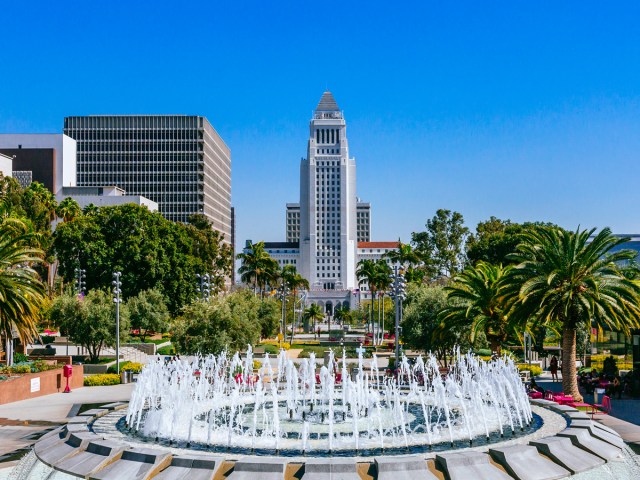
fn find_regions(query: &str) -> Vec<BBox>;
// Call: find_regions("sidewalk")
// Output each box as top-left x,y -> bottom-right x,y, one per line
534,370 -> 640,449
0,384 -> 134,466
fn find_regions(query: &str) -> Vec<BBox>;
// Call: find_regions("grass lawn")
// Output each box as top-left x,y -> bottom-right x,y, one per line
84,357 -> 114,365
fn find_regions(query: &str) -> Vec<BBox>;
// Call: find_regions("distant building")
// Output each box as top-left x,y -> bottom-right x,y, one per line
64,115 -> 232,244
286,203 -> 300,242
56,186 -> 158,212
0,153 -> 12,178
244,93 -> 397,312
356,241 -> 399,300
356,202 -> 371,242
0,134 -> 77,193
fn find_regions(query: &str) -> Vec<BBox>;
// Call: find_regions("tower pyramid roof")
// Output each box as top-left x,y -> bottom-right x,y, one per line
315,91 -> 340,112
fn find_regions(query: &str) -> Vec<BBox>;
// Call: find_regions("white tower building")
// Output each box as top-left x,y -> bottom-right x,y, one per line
299,91 -> 358,298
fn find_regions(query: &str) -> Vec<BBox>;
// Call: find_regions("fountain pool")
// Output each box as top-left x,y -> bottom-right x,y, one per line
125,348 -> 534,455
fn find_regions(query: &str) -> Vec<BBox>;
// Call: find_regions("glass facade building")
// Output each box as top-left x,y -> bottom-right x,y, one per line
64,115 -> 231,243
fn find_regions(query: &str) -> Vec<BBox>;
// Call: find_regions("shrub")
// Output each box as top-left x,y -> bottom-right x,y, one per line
11,365 -> 31,374
157,345 -> 175,355
253,360 -> 262,370
41,335 -> 56,345
475,349 -> 492,357
517,364 -> 543,377
260,340 -> 290,350
13,353 -> 28,364
84,374 -> 121,386
107,361 -> 144,374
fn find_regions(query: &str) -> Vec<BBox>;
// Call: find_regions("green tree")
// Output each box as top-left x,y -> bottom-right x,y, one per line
465,217 -> 558,266
357,259 -> 379,335
171,290 -> 264,355
278,264 -> 309,342
384,241 -> 424,283
401,283 -> 468,366
52,204 -> 232,314
237,241 -> 280,297
411,209 -> 469,279
48,289 -> 130,363
257,298 -> 281,339
56,197 -> 82,223
440,262 -> 512,355
127,288 -> 170,342
303,303 -> 324,336
21,182 -> 57,231
0,219 -> 46,346
503,226 -> 640,401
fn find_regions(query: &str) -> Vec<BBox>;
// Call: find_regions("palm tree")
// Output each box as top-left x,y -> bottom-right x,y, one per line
440,262 -> 511,355
357,259 -> 378,337
374,261 -> 393,344
279,265 -> 309,342
56,197 -> 82,222
503,226 -> 640,401
384,240 -> 424,282
237,241 -> 279,297
303,303 -> 324,338
0,219 -> 46,361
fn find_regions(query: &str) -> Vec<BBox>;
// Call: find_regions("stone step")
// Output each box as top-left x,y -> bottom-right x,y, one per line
227,457 -> 287,480
89,448 -> 172,480
488,444 -> 569,480
55,440 -> 124,477
569,420 -> 625,448
435,451 -> 512,480
301,458 -> 360,479
529,436 -> 605,474
556,428 -> 622,461
375,455 -> 438,480
153,454 -> 223,480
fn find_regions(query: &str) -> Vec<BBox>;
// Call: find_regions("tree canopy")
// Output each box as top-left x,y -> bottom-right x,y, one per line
48,289 -> 130,362
171,290 -> 279,355
52,204 -> 232,314
127,288 -> 170,342
411,209 -> 469,279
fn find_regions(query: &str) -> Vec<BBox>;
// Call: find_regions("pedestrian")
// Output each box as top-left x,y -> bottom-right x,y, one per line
550,355 -> 559,382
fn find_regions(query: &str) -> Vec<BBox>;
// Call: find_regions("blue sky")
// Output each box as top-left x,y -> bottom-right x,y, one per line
2,1 -> 640,252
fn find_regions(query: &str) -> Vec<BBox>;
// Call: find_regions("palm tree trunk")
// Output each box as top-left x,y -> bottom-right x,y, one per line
561,325 -> 582,401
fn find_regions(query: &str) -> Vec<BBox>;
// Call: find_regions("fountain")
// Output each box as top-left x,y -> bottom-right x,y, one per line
10,348 -> 638,479
124,348 -> 534,455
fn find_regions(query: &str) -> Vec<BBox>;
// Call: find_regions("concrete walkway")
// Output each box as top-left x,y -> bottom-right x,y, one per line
534,370 -> 640,450
0,384 -> 134,423
0,384 -> 134,471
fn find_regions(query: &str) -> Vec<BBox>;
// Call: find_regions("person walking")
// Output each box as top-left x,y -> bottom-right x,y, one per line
550,355 -> 559,382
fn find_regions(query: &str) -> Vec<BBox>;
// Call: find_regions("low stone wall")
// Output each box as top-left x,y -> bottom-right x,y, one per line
83,364 -> 110,374
0,365 -> 84,405
122,343 -> 156,355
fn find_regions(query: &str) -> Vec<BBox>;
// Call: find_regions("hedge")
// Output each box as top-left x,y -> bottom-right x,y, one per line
157,345 -> 175,355
107,361 -> 144,374
517,364 -> 543,377
84,374 -> 121,386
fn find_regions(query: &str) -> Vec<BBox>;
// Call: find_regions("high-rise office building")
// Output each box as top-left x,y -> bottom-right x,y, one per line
64,115 -> 232,243
286,200 -> 370,243
247,92 -> 395,312
299,91 -> 358,293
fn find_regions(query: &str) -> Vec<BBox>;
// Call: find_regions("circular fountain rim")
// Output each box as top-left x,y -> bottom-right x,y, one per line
91,404 -> 566,461
28,400 -> 628,480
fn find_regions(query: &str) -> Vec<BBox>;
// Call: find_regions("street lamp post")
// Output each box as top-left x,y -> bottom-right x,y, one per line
196,273 -> 211,300
71,268 -> 86,357
390,265 -> 406,373
112,272 -> 122,375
